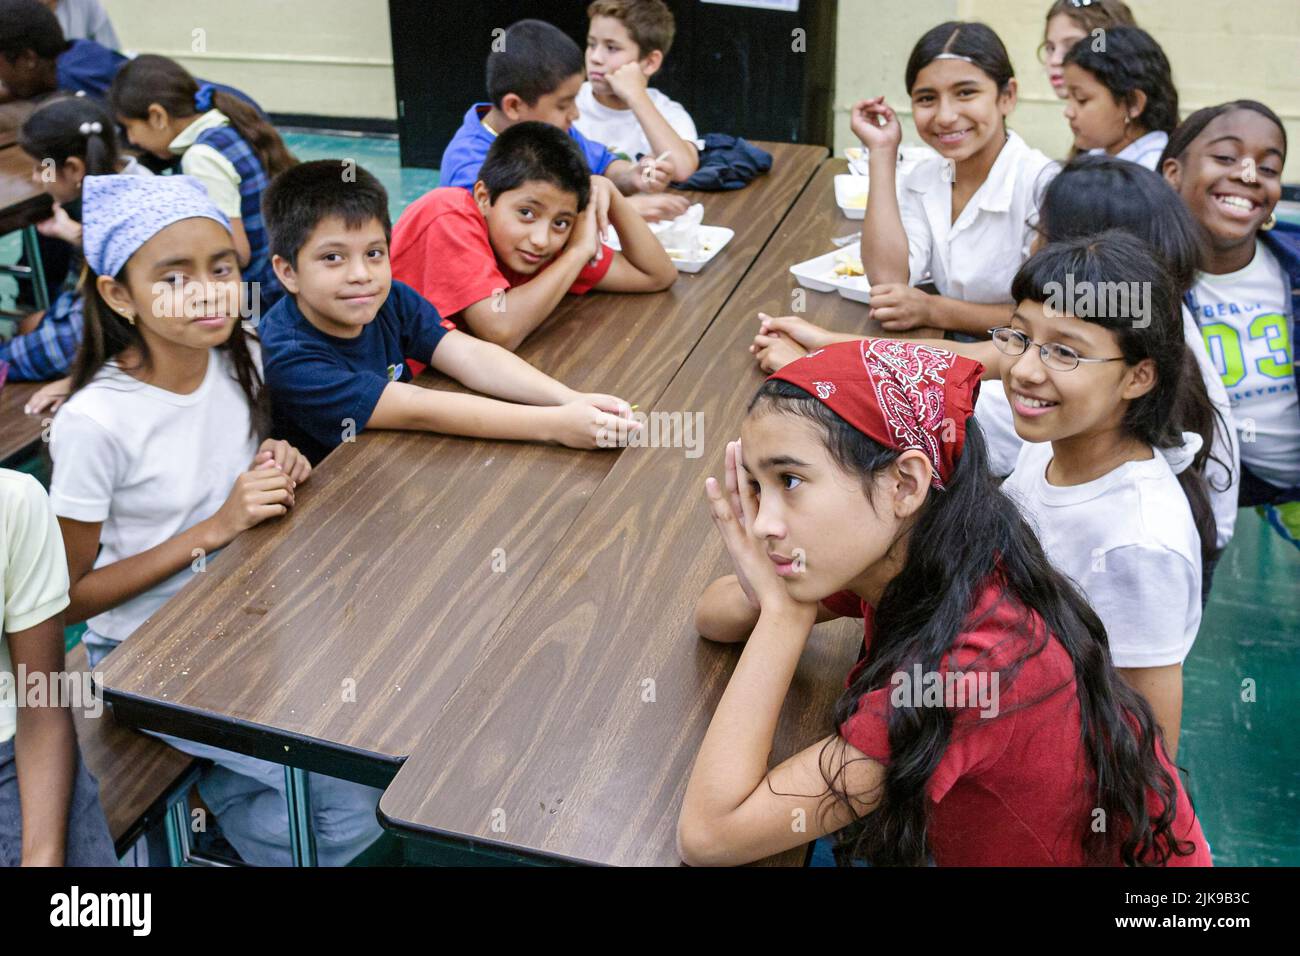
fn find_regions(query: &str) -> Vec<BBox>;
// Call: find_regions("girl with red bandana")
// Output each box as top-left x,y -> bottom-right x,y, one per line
677,337 -> 1210,867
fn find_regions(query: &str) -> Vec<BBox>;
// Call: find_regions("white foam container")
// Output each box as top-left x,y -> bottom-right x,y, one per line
789,241 -> 872,304
607,224 -> 735,274
834,174 -> 869,219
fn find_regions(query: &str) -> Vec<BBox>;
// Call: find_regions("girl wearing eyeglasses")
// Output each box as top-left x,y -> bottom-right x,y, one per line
997,231 -> 1216,758
1039,0 -> 1136,103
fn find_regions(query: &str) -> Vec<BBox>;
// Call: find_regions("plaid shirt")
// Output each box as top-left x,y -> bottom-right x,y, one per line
194,125 -> 282,309
0,290 -> 82,381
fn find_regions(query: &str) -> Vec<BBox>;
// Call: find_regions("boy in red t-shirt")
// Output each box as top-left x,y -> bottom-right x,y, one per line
392,121 -> 676,354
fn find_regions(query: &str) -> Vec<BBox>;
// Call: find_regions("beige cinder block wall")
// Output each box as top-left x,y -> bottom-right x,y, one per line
833,0 -> 1300,178
105,0 -> 397,120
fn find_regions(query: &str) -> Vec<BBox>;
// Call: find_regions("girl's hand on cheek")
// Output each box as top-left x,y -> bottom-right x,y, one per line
705,440 -> 812,620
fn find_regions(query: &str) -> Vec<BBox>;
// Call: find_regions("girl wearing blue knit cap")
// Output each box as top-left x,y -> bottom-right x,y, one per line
45,174 -> 383,866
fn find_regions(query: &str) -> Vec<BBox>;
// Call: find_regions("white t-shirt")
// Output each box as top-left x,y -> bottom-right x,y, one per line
1003,441 -> 1202,668
1182,305 -> 1241,549
980,311 -> 1242,551
1188,241 -> 1299,490
1088,130 -> 1168,171
574,81 -> 700,162
899,131 -> 1057,475
0,471 -> 72,746
48,348 -> 261,643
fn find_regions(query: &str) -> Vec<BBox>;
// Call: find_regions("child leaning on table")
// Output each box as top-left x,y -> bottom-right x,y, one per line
0,468 -> 116,866
48,173 -> 385,866
258,158 -> 645,465
440,18 -> 688,223
391,121 -> 676,353
575,0 -> 700,182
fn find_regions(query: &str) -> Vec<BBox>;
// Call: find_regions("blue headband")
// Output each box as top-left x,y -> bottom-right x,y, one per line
82,175 -> 230,278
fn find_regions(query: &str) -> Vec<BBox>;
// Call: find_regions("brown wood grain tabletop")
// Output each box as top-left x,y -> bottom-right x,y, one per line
97,143 -> 830,786
0,381 -> 43,465
0,142 -> 53,235
379,158 -> 942,865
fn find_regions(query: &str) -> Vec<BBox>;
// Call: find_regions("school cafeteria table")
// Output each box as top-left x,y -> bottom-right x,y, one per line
378,158 -> 942,866
0,381 -> 44,465
96,143 -> 829,813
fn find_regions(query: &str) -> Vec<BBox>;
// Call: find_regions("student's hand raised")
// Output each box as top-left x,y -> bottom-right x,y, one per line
549,393 -> 643,449
849,97 -> 902,153
253,438 -> 312,485
210,460 -> 296,544
704,439 -> 807,617
868,282 -> 932,331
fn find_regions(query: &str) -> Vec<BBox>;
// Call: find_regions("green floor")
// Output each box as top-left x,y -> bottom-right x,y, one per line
1181,509 -> 1300,865
6,129 -> 1297,866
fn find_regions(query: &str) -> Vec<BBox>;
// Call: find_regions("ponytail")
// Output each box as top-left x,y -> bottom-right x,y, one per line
110,54 -> 297,181
18,96 -> 122,177
209,89 -> 297,178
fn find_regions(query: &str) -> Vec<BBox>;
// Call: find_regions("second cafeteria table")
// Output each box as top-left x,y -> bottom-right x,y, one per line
98,143 -> 829,789
379,158 -> 942,866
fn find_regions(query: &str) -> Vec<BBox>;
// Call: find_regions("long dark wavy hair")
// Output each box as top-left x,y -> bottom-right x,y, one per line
1034,155 -> 1230,561
748,379 -> 1198,866
70,259 -> 267,439
1012,231 -> 1218,563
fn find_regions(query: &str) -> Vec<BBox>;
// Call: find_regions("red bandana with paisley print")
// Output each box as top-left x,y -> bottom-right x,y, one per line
767,338 -> 984,489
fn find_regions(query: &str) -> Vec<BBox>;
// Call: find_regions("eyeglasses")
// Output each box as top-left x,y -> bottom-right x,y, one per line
988,327 -> 1126,372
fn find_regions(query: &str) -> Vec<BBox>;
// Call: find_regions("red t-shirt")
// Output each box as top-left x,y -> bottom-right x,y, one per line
822,583 -> 1211,867
390,186 -> 613,359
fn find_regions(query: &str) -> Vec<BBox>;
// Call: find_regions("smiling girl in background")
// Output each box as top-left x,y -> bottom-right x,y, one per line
1162,101 -> 1300,548
852,21 -> 1056,339
999,232 -> 1218,755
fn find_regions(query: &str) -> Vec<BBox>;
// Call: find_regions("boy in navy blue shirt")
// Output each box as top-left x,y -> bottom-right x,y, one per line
259,160 -> 640,465
441,18 -> 688,223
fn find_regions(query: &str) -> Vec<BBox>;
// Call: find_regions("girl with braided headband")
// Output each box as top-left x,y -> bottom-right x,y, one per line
679,338 -> 1210,867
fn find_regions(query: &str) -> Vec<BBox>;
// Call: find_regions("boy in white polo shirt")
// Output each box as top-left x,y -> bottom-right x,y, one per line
576,0 -> 700,183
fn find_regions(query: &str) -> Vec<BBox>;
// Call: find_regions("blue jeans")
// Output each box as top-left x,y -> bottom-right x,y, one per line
0,736 -> 118,866
85,635 -> 383,866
